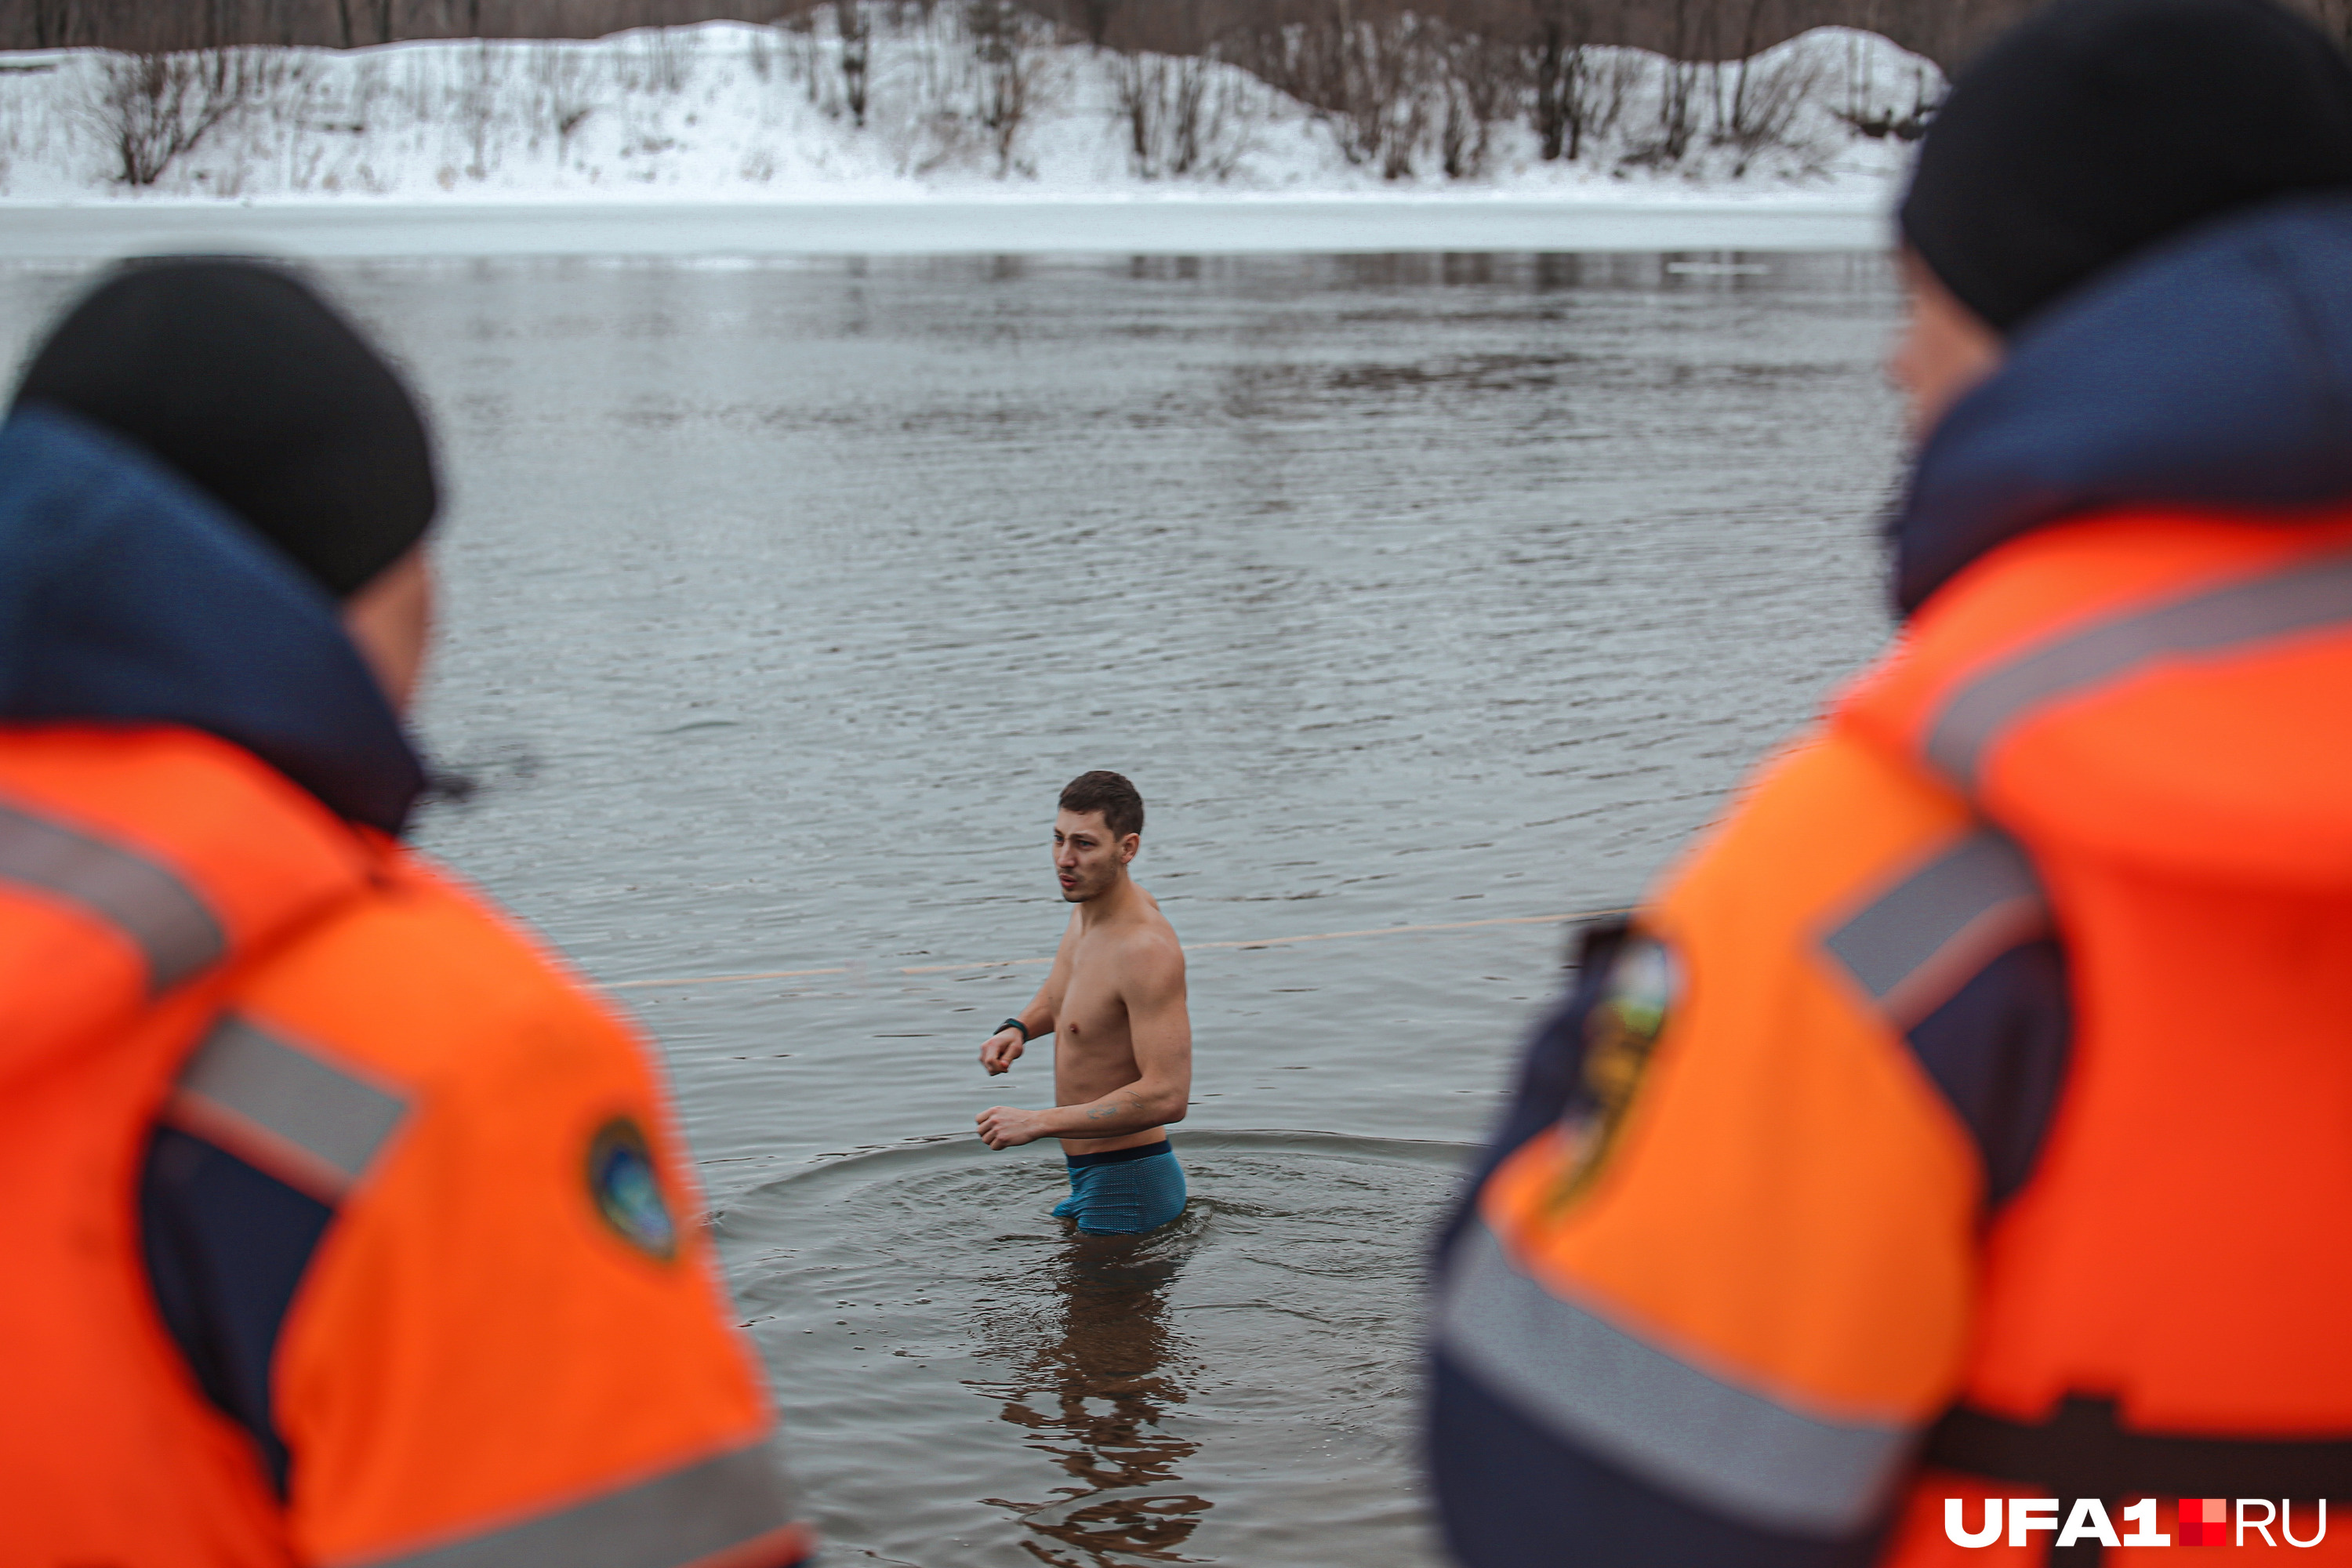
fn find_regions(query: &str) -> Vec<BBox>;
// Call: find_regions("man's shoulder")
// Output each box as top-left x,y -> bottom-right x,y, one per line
1107,896 -> 1185,982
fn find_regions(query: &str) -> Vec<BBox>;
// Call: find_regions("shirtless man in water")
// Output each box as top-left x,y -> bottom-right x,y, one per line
976,771 -> 1192,1236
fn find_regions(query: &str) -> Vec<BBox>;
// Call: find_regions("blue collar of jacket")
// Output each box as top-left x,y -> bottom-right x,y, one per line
0,405 -> 423,835
1893,191 -> 2352,618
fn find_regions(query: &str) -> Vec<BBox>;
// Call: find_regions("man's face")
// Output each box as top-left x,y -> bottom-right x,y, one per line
1054,809 -> 1135,902
340,543 -> 435,716
1887,249 -> 2003,440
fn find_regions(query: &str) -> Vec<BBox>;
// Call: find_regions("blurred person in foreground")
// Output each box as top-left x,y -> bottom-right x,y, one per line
0,260 -> 811,1566
1428,2 -> 2352,1562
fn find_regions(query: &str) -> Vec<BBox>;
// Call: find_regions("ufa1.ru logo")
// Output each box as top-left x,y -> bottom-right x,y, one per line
1944,1498 -> 2328,1548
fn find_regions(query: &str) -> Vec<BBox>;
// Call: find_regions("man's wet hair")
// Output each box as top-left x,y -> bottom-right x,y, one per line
1060,771 -> 1144,842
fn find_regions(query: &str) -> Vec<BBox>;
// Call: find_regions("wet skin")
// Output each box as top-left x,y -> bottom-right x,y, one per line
976,808 -> 1192,1156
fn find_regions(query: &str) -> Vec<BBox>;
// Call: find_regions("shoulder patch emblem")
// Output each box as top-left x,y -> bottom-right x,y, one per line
1548,932 -> 1680,1214
587,1116 -> 677,1262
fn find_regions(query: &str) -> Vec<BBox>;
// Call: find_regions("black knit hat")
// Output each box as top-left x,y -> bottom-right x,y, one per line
1900,0 -> 2352,336
12,257 -> 437,598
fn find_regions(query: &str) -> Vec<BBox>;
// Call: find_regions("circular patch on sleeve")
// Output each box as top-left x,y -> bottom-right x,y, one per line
1546,932 -> 1681,1213
587,1116 -> 678,1262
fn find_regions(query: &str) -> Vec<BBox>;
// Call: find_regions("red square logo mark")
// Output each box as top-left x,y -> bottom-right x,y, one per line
2180,1498 -> 2230,1546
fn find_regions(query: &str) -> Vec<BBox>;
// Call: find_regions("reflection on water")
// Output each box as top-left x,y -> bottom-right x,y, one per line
716,1133 -> 1463,1565
977,1227 -> 1207,1565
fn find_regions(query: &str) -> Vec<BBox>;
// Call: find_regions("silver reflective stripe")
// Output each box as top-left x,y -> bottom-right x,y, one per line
173,1016 -> 409,1198
365,1439 -> 800,1568
1435,1218 -> 1913,1536
1820,829 -> 2047,1031
1926,550 -> 2352,792
0,800 -> 223,993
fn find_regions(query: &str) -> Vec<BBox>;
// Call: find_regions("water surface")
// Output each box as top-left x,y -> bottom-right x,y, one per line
0,250 -> 1904,1565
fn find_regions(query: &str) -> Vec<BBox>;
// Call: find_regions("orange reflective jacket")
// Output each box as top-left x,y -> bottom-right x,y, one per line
0,722 -> 811,1568
1432,510 -> 2352,1566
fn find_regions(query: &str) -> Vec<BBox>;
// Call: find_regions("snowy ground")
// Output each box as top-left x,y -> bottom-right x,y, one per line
0,13 -> 1935,255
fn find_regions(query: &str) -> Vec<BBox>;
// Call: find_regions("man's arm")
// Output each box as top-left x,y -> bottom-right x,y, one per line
976,935 -> 1190,1149
979,912 -> 1077,1075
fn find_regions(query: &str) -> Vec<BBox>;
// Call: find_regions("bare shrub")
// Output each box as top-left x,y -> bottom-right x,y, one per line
1710,48 -> 1820,172
1071,0 -> 1121,47
1592,47 -> 1642,140
1653,54 -> 1701,161
1834,30 -> 1935,141
89,48 -> 270,187
458,42 -> 500,177
1243,7 -> 1534,182
1113,49 -> 1190,177
1274,9 -> 1440,180
1438,31 -> 1517,178
838,0 -> 871,126
1112,49 -> 1255,180
779,11 -> 828,107
644,26 -> 690,94
1359,15 -> 1436,180
966,0 -> 1037,175
346,54 -> 384,132
1527,10 -> 1589,162
530,42 -> 596,154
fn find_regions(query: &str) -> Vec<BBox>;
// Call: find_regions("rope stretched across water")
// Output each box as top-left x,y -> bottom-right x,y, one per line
605,906 -> 1632,992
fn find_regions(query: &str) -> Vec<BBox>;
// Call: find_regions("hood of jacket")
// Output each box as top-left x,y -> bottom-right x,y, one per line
1859,194 -> 2352,889
1894,191 -> 2352,616
0,405 -> 423,836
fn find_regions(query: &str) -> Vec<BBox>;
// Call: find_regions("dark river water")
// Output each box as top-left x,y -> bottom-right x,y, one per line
1,249 -> 1902,1566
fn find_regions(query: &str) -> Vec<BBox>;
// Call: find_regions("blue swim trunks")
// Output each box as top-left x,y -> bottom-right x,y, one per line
1053,1139 -> 1187,1236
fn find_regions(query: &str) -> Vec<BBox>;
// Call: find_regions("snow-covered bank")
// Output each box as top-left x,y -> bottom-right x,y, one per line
0,192 -> 1893,260
0,13 -> 1938,212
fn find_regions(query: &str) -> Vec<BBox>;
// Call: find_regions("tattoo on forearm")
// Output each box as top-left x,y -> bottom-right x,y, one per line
1085,1091 -> 1145,1122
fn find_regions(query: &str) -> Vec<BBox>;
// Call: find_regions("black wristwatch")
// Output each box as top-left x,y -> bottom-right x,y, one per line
996,1017 -> 1033,1043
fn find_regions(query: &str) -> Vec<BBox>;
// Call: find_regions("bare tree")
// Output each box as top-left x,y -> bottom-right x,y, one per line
1715,0 -> 1767,136
1113,48 -> 1181,176
27,0 -> 65,49
1630,0 -> 1702,164
1439,29 -> 1515,177
1704,0 -> 1826,171
531,39 -> 597,148
0,0 -> 2156,67
1526,0 -> 1595,159
88,46 -> 267,186
966,0 -> 1037,174
458,38 -> 497,176
1258,5 -> 1443,180
644,24 -> 691,91
1069,0 -> 1120,46
837,0 -> 869,125
1711,50 -> 1820,172
1832,24 -> 1932,140
1112,46 -> 1250,178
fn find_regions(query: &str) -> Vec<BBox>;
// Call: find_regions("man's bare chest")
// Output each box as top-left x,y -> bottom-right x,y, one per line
1056,961 -> 1129,1049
